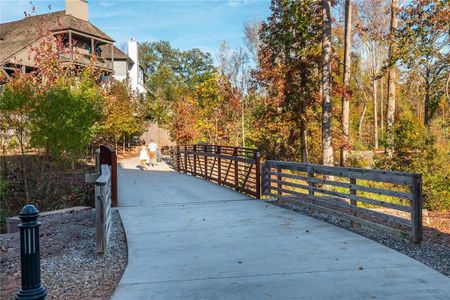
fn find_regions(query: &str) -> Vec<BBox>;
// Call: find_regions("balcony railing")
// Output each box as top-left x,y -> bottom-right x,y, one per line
59,48 -> 113,71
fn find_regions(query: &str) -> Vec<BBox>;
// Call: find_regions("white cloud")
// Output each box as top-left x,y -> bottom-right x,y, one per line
98,1 -> 114,8
227,0 -> 255,7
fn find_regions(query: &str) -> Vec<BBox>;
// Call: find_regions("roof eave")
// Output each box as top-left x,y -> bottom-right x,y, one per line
52,28 -> 115,43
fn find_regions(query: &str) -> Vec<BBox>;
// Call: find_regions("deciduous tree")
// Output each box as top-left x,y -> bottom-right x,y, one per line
322,0 -> 333,165
340,0 -> 352,165
386,0 -> 398,154
398,0 -> 449,126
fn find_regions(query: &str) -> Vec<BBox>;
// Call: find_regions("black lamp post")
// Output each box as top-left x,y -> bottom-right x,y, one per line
16,205 -> 47,300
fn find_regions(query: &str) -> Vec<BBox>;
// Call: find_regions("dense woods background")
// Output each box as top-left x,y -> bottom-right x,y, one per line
138,0 -> 449,210
1,0 -> 448,231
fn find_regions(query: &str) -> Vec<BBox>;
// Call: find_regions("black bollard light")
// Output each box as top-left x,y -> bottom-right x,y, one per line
16,205 -> 47,300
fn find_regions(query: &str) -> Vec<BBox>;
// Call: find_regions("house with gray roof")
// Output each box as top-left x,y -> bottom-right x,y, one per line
0,0 -> 145,94
0,0 -> 117,78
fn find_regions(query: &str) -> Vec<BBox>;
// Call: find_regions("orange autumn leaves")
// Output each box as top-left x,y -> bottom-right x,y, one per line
170,72 -> 241,145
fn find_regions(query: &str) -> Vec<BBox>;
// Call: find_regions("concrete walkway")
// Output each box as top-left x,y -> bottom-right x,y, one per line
112,157 -> 450,300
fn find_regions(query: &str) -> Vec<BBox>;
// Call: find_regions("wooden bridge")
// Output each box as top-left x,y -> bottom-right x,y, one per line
102,145 -> 449,299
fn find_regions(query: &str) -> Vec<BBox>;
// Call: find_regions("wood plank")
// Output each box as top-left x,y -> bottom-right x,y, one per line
270,186 -> 412,227
349,177 -> 358,228
348,170 -> 414,185
265,160 -> 420,177
265,160 -> 418,185
262,163 -> 270,195
307,166 -> 315,196
267,171 -> 309,182
265,161 -> 309,172
271,194 -> 410,240
308,175 -> 412,200
410,176 -> 423,243
95,164 -> 112,255
276,167 -> 282,196
95,164 -> 111,186
269,179 -> 411,212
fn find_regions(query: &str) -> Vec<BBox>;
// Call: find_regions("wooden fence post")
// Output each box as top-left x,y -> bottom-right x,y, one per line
111,151 -> 117,207
95,165 -> 112,255
411,175 -> 423,244
277,166 -> 282,196
349,177 -> 358,228
307,166 -> 314,196
261,162 -> 270,196
99,145 -> 117,207
255,151 -> 261,199
95,149 -> 100,174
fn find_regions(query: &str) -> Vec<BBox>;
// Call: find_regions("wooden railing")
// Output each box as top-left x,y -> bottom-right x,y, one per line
99,145 -> 117,207
60,51 -> 113,71
175,145 -> 261,198
262,161 -> 423,243
95,164 -> 112,255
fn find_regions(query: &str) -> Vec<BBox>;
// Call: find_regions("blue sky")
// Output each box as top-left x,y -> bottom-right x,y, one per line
0,0 -> 271,58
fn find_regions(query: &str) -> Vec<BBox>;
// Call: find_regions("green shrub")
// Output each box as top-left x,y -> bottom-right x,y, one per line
376,113 -> 450,211
347,151 -> 373,168
30,78 -> 102,159
423,170 -> 450,210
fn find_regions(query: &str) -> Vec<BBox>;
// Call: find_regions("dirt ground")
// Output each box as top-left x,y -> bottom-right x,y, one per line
116,146 -> 140,160
426,211 -> 450,247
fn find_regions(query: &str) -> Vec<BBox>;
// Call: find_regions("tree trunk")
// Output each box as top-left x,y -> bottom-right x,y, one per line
300,118 -> 308,163
358,99 -> 368,142
380,76 -> 384,133
373,79 -> 378,149
424,88 -> 431,126
356,78 -> 369,143
241,98 -> 246,147
340,0 -> 352,166
1,131 -> 7,178
322,0 -> 333,166
386,0 -> 398,154
19,133 -> 29,201
424,72 -> 431,126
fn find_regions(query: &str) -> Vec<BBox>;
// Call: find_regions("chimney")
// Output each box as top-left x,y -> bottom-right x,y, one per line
128,38 -> 139,92
66,0 -> 88,21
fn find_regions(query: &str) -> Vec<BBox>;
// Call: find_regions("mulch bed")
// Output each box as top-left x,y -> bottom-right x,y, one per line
0,209 -> 127,300
274,198 -> 450,278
